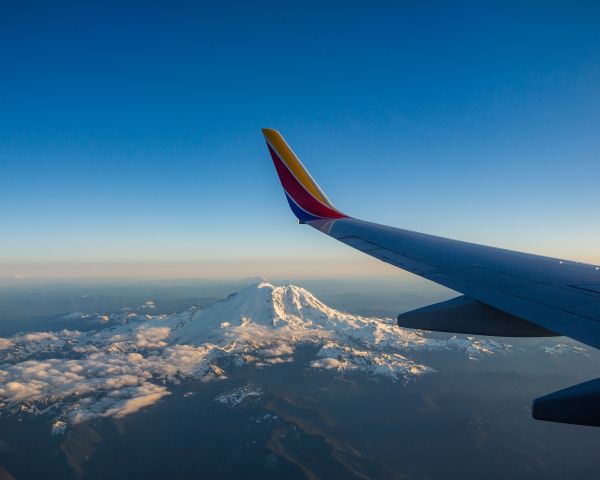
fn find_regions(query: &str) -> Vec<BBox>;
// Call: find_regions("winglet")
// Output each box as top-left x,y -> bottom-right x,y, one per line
262,128 -> 347,222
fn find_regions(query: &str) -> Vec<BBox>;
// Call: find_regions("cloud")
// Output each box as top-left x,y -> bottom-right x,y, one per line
261,357 -> 293,365
258,343 -> 294,357
135,326 -> 171,349
19,332 -> 61,342
68,383 -> 170,423
0,345 -> 216,423
310,358 -> 341,370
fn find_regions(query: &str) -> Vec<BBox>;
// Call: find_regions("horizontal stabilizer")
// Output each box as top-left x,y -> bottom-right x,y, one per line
397,295 -> 559,337
533,377 -> 600,427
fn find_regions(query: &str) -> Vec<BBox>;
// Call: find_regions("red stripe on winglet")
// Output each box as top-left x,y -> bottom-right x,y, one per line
267,145 -> 345,219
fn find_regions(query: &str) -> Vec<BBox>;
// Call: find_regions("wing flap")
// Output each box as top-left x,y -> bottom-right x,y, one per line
398,295 -> 558,336
533,377 -> 600,427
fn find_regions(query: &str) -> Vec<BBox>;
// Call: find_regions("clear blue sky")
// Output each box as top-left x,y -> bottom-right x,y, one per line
1,1 -> 599,278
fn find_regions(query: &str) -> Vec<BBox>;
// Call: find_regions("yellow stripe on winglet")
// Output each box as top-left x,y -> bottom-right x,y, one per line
262,128 -> 335,209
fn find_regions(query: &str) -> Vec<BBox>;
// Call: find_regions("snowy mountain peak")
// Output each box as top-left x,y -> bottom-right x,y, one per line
233,281 -> 336,323
173,282 -> 366,343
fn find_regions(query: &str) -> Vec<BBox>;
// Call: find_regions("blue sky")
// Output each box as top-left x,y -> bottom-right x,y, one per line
1,1 -> 599,278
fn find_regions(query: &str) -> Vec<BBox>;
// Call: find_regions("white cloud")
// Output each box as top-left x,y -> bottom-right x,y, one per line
135,326 -> 171,349
19,332 -> 60,343
259,343 -> 294,357
310,358 -> 341,370
0,345 -> 216,423
68,383 -> 170,423
262,357 -> 293,365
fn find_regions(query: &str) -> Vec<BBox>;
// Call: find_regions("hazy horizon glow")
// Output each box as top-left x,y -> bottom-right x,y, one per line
0,256 -> 405,281
1,2 -> 599,278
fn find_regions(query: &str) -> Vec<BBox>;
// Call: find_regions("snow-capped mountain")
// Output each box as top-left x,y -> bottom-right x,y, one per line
0,282 -> 585,430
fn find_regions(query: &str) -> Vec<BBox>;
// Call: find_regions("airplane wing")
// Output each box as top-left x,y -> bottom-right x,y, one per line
262,128 -> 600,426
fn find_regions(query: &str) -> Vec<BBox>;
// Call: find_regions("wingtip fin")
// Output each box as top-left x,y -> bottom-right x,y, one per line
262,128 -> 346,222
